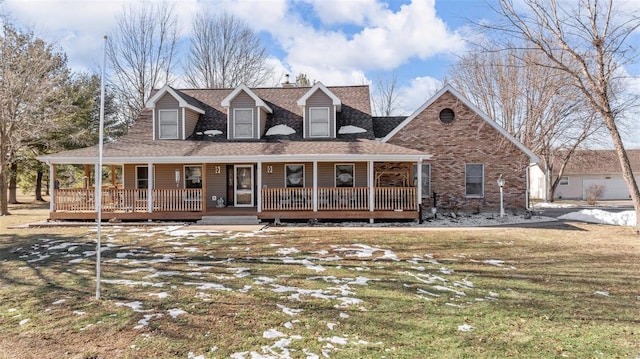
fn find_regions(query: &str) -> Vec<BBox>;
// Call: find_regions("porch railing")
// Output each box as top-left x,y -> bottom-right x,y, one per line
261,187 -> 416,211
54,188 -> 202,212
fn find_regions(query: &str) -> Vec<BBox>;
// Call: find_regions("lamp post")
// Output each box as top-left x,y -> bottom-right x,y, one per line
497,174 -> 505,217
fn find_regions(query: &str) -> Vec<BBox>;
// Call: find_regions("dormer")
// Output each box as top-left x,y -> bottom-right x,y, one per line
297,82 -> 342,139
221,84 -> 273,140
145,85 -> 206,140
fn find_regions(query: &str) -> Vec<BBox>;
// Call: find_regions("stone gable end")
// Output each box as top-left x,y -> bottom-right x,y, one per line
387,91 -> 530,210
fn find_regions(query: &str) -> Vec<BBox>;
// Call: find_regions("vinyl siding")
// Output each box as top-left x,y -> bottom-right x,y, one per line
304,91 -> 335,139
184,109 -> 200,138
155,94 -> 182,140
229,91 -> 258,140
205,163 -> 227,207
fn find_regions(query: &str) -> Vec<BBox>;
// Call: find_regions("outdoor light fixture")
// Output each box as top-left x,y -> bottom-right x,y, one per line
497,174 -> 505,217
175,169 -> 180,187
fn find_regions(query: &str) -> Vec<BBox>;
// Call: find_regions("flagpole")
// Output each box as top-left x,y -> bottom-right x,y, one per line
96,35 -> 107,300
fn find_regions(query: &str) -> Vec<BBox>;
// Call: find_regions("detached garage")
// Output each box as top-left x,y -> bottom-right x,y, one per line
532,149 -> 640,201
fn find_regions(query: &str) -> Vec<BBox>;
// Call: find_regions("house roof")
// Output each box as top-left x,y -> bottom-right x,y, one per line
381,85 -> 539,163
296,82 -> 342,111
145,85 -> 206,114
553,149 -> 640,175
372,116 -> 407,139
182,85 -> 373,141
221,84 -> 273,113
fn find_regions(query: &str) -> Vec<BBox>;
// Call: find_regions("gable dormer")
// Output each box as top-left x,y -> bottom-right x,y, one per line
297,82 -> 342,139
221,84 -> 273,140
145,85 -> 206,140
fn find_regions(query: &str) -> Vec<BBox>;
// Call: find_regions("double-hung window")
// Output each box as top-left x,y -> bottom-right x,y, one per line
309,107 -> 330,137
234,108 -> 253,138
184,166 -> 203,189
159,110 -> 179,139
285,164 -> 304,188
335,164 -> 354,187
465,164 -> 484,197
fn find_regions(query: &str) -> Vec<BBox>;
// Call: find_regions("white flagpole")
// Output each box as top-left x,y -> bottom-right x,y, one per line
96,35 -> 107,300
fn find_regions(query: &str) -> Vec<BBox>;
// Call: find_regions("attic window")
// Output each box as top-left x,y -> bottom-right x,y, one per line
439,108 -> 455,123
159,110 -> 179,139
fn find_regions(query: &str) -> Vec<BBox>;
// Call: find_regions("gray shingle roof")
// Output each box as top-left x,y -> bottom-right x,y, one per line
39,85 -> 427,163
553,149 -> 640,175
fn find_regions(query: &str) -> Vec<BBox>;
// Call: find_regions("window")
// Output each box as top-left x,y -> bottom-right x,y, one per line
159,110 -> 179,139
413,164 -> 431,198
184,166 -> 202,189
285,164 -> 304,188
234,108 -> 253,138
309,107 -> 330,137
335,164 -> 354,187
465,164 -> 484,197
136,166 -> 149,200
439,108 -> 455,123
136,166 -> 149,189
559,176 -> 569,186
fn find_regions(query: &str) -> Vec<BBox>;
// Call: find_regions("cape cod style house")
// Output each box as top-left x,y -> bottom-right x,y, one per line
38,83 -> 538,223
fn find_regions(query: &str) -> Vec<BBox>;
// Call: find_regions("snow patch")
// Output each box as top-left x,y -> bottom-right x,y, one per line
266,124 -> 296,136
338,125 -> 367,134
203,129 -> 222,136
559,209 -> 636,226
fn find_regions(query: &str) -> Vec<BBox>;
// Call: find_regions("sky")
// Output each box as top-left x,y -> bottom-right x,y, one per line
2,0 -> 640,147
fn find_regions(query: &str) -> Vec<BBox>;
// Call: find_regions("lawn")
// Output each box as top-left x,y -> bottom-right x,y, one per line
0,200 -> 639,358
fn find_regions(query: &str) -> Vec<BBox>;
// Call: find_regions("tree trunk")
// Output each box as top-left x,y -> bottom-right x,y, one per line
605,114 -> 640,234
35,169 -> 44,201
0,141 -> 9,215
8,162 -> 18,204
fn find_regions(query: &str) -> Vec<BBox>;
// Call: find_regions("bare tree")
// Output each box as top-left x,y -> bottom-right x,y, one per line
492,0 -> 640,233
449,45 -> 602,201
107,0 -> 178,128
372,72 -> 400,116
0,23 -> 69,214
184,12 -> 273,88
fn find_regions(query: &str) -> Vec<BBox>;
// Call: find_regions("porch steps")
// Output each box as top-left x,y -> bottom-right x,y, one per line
197,215 -> 260,225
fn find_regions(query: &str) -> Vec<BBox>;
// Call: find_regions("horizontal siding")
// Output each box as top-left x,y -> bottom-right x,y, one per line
184,109 -> 199,138
205,163 -> 227,207
155,93 -> 182,139
304,91 -> 335,139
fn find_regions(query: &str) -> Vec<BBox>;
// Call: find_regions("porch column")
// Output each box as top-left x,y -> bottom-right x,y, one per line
417,158 -> 423,210
110,165 -> 116,187
367,161 -> 376,223
368,161 -> 374,213
147,162 -> 153,213
84,164 -> 91,188
49,163 -> 56,213
256,162 -> 262,212
202,163 -> 208,213
312,161 -> 318,212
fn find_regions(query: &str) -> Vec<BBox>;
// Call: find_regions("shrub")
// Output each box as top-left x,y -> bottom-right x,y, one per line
586,184 -> 605,205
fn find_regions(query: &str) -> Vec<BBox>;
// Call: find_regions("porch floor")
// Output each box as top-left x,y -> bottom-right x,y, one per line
49,206 -> 419,222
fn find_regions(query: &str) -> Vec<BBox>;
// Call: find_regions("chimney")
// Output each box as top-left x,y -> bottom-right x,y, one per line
282,73 -> 294,88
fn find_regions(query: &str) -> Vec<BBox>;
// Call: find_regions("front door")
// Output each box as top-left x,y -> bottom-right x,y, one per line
234,165 -> 254,207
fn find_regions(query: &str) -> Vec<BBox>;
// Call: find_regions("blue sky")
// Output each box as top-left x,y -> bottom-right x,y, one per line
3,0 -> 639,147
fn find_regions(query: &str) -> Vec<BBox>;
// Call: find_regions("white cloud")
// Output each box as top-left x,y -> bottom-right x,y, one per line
271,0 -> 465,72
396,76 -> 442,115
305,0 -> 385,26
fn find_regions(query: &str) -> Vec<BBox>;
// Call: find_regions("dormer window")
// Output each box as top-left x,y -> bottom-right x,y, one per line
309,107 -> 330,137
159,110 -> 179,139
297,82 -> 342,140
233,108 -> 254,138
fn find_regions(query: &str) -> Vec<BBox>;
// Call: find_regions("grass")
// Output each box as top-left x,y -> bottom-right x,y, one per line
0,198 -> 639,358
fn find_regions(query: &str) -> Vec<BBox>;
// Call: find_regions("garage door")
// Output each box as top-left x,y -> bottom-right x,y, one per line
582,177 -> 630,200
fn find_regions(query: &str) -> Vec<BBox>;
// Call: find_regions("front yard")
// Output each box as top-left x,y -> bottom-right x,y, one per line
0,203 -> 639,358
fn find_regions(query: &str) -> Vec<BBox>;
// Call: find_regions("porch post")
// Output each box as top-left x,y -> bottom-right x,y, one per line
256,162 -> 262,212
147,162 -> 153,213
368,161 -> 374,213
84,164 -> 91,188
417,158 -> 423,210
202,163 -> 208,213
313,161 -> 318,212
49,163 -> 56,213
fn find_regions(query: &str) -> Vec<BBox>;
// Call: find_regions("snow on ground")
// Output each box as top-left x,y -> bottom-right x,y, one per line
559,209 -> 636,226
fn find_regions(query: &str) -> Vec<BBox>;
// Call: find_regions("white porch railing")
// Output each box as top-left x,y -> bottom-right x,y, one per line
54,188 -> 202,212
261,187 -> 416,211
